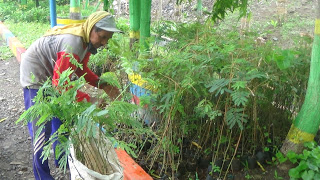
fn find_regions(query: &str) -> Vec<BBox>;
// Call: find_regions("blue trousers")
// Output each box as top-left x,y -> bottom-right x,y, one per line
23,88 -> 65,180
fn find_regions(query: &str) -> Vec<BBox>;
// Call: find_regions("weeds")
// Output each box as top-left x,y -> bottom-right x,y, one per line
0,46 -> 13,60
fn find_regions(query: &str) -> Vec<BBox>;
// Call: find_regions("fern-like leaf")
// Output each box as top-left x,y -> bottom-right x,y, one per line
231,91 -> 250,106
99,72 -> 121,88
226,108 -> 248,130
206,78 -> 230,94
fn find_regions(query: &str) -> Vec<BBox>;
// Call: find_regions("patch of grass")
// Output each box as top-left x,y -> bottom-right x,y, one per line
0,45 -> 13,60
0,1 -> 97,22
56,4 -> 97,18
281,15 -> 314,40
4,20 -> 50,48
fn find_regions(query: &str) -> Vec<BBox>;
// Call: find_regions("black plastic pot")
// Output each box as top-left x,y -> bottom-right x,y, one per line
255,151 -> 265,164
231,159 -> 242,172
214,158 -> 223,168
186,161 -> 197,172
247,156 -> 257,169
197,156 -> 211,168
206,174 -> 215,180
222,159 -> 231,171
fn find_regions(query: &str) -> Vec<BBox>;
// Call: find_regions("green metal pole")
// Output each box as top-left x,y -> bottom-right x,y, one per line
140,0 -> 151,52
129,0 -> 141,48
281,0 -> 320,154
70,0 -> 81,20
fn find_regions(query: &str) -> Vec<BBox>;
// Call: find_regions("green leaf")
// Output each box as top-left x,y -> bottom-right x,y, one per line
289,167 -> 300,178
307,160 -> 318,171
232,81 -> 247,90
206,78 -> 230,93
226,108 -> 248,130
301,170 -> 315,180
304,141 -> 316,149
314,172 -> 320,180
272,49 -> 296,70
96,109 -> 109,117
297,160 -> 309,172
139,95 -> 151,107
302,150 -> 311,160
231,91 -> 250,106
68,53 -> 83,70
267,138 -> 272,143
100,72 -> 121,88
276,151 -> 287,163
287,151 -> 298,164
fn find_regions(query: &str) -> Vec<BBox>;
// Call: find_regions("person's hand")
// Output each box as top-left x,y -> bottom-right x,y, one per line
100,84 -> 121,101
90,97 -> 108,108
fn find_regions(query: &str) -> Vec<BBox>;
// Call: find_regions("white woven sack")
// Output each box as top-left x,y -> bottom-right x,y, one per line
68,138 -> 123,180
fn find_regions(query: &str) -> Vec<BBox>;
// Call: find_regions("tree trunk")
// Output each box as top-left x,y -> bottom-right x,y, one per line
280,0 -> 320,155
129,0 -> 141,48
70,0 -> 81,20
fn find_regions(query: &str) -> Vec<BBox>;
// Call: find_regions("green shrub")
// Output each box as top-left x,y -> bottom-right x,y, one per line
288,142 -> 320,180
118,21 -> 312,173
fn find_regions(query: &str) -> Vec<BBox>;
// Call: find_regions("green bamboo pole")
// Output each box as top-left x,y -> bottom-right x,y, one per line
129,0 -> 141,48
197,0 -> 202,17
281,0 -> 320,155
21,0 -> 27,6
93,1 -> 102,12
70,0 -> 81,20
103,0 -> 110,11
140,0 -> 151,53
85,0 -> 89,9
35,0 -> 39,7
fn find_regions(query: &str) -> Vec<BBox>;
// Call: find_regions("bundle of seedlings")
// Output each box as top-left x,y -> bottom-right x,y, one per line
17,68 -> 144,179
68,127 -> 123,179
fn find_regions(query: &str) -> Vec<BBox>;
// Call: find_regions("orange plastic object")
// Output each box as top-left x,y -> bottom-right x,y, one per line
115,149 -> 153,180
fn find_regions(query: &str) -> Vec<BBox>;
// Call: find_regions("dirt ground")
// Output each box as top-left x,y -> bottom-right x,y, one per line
0,40 -> 69,179
0,41 -> 33,179
0,38 -> 34,180
0,0 -> 316,179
